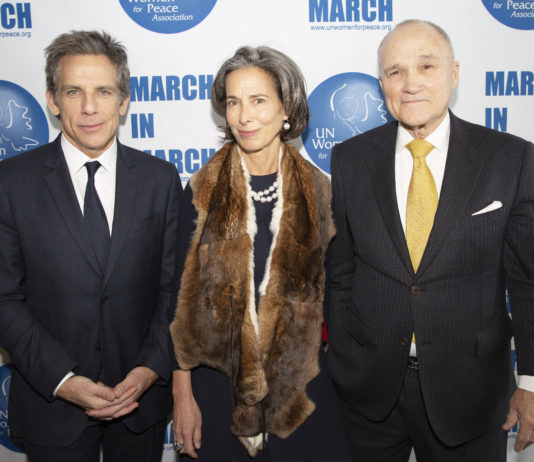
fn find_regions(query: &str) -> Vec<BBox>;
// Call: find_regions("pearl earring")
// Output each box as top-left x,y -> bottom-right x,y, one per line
283,120 -> 290,130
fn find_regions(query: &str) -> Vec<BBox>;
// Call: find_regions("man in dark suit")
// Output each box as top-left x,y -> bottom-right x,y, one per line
328,19 -> 534,461
0,31 -> 182,461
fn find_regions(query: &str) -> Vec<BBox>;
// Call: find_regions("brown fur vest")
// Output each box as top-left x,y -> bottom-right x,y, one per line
170,142 -> 335,440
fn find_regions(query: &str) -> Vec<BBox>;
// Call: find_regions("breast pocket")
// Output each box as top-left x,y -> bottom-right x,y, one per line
129,212 -> 161,233
451,208 -> 507,263
466,207 -> 506,230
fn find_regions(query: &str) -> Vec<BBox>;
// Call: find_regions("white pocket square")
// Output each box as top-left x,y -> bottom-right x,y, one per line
472,201 -> 502,216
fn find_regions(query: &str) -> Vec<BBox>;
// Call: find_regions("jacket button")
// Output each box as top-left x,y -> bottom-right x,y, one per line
101,296 -> 108,304
400,337 -> 410,346
411,285 -> 421,295
95,344 -> 101,351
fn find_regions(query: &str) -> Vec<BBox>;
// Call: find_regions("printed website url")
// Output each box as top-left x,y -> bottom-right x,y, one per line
0,30 -> 32,38
310,24 -> 392,31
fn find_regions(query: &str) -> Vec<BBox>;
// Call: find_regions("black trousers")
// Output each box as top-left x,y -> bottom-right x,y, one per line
339,367 -> 507,462
16,418 -> 167,462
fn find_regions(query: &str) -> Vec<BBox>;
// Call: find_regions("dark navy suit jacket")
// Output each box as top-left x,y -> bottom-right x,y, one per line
327,112 -> 534,446
0,135 -> 182,446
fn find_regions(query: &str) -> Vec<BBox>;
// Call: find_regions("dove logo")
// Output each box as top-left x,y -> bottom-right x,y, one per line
482,0 -> 534,30
0,365 -> 23,453
302,72 -> 393,174
119,0 -> 217,34
0,81 -> 48,160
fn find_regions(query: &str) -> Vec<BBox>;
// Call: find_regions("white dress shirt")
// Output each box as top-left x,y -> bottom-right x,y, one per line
393,113 -> 534,391
53,134 -> 118,396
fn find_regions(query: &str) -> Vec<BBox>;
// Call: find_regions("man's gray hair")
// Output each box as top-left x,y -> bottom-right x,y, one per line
45,30 -> 130,103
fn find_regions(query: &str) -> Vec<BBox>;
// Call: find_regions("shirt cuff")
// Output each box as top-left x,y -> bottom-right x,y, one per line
53,371 -> 75,397
518,375 -> 534,393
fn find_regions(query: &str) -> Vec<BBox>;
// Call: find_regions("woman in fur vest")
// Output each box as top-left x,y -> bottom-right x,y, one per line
170,46 -> 351,461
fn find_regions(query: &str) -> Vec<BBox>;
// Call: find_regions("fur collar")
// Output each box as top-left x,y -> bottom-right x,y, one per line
170,142 -> 335,449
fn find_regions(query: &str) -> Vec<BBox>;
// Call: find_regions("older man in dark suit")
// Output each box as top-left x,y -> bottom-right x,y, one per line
0,31 -> 182,461
328,19 -> 534,462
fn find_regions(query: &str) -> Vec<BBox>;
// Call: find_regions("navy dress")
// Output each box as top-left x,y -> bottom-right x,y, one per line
176,174 -> 351,461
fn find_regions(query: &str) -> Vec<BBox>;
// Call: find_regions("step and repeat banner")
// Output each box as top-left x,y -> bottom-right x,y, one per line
0,1 -> 533,461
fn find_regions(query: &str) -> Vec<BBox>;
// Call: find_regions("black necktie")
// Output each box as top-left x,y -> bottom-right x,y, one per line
84,161 -> 110,274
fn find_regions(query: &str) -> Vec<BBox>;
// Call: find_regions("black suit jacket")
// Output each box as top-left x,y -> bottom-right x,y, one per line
0,135 -> 182,446
327,112 -> 534,446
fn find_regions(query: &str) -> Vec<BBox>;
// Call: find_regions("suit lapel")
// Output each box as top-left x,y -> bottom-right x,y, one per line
44,137 -> 102,277
368,122 -> 415,277
103,142 -> 138,287
416,113 -> 488,276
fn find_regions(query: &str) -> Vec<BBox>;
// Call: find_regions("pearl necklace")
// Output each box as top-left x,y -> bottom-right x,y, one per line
248,175 -> 279,203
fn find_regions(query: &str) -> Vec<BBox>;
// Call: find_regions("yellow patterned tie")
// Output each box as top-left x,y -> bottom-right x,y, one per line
406,139 -> 437,346
406,139 -> 437,273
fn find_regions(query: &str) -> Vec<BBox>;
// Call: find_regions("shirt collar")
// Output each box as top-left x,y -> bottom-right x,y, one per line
61,134 -> 118,174
395,111 -> 451,155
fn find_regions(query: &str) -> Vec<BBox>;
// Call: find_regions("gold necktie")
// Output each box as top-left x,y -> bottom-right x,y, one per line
406,139 -> 437,346
406,139 -> 438,273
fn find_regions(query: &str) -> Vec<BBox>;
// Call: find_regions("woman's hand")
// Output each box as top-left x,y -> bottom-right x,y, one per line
172,370 -> 202,458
